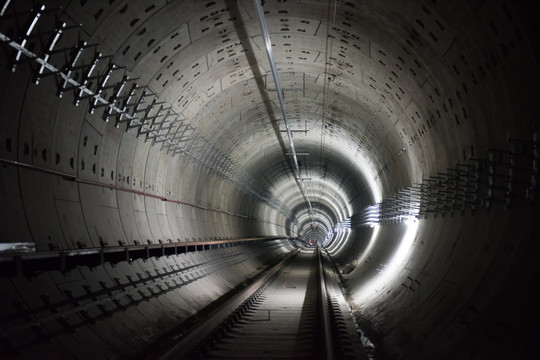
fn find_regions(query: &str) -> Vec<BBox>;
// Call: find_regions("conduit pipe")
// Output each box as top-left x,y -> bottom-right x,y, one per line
253,0 -> 314,223
0,158 -> 291,230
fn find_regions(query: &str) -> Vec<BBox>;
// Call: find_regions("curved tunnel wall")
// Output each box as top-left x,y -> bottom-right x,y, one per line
0,1 -> 539,359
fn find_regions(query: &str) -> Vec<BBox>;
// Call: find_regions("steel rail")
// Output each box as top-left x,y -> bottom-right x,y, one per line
253,0 -> 314,223
153,247 -> 368,359
158,249 -> 299,360
317,246 -> 335,360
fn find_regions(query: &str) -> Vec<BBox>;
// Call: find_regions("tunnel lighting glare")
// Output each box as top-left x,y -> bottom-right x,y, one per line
326,227 -> 352,255
326,233 -> 341,254
277,178 -> 352,218
272,177 -> 353,237
352,220 -> 419,304
334,218 -> 352,232
327,137 -> 382,204
336,232 -> 351,254
323,217 -> 352,249
323,230 -> 334,246
349,224 -> 380,263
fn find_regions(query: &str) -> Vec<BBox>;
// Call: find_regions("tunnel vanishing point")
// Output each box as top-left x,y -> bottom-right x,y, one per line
0,0 -> 539,359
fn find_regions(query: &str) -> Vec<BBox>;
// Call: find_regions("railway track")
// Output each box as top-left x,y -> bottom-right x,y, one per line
158,247 -> 368,359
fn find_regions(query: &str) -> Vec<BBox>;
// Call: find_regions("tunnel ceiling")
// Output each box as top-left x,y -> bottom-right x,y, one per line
120,0 -> 400,230
70,0 -> 433,232
1,0 -> 538,240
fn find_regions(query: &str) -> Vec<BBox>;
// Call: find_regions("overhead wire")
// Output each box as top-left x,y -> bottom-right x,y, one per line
320,0 -> 338,173
253,0 -> 314,223
318,0 -> 339,231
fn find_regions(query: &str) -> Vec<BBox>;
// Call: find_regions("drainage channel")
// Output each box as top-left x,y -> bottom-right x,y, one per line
158,248 -> 368,360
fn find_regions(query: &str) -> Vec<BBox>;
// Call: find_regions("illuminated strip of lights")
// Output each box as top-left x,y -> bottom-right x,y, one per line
352,220 -> 418,304
334,218 -> 351,231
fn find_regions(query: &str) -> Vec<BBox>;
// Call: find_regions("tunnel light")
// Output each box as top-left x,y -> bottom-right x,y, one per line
352,220 -> 419,304
325,231 -> 344,254
325,218 -> 352,254
333,217 -> 351,232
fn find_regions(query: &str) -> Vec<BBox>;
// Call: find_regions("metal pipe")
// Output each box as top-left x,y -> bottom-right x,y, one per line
0,158 -> 294,231
317,247 -> 334,360
253,0 -> 314,222
159,250 -> 299,360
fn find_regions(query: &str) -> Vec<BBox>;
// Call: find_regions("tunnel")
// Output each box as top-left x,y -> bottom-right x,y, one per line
0,0 -> 539,359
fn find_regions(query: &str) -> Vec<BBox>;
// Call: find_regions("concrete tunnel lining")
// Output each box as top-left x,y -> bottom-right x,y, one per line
0,0 -> 539,359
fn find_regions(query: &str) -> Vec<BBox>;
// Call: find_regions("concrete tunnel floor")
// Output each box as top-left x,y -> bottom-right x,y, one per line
0,0 -> 539,359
